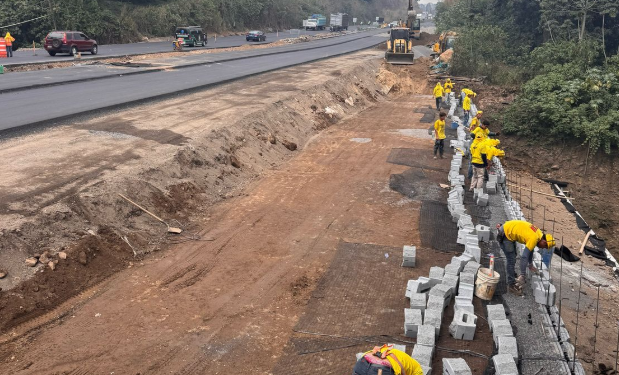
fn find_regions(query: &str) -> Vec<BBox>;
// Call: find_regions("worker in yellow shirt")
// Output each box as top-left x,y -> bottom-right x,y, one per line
433,82 -> 444,111
471,120 -> 500,141
444,79 -> 454,105
433,112 -> 446,159
462,93 -> 472,128
481,138 -> 505,169
459,88 -> 476,107
497,220 -> 556,295
353,344 -> 424,375
469,133 -> 486,191
469,110 -> 483,132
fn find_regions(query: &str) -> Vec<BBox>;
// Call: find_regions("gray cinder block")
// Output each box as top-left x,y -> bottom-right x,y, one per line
429,266 -> 445,286
492,354 -> 518,375
442,358 -> 472,375
486,304 -> 507,331
459,272 -> 475,286
477,193 -> 489,206
442,274 -> 459,295
449,310 -> 477,341
417,324 -> 436,349
491,319 -> 513,347
404,308 -> 423,338
402,245 -> 416,267
412,344 -> 433,367
497,336 -> 518,361
458,282 -> 474,301
475,224 -> 490,242
427,294 -> 446,312
444,263 -> 460,276
424,309 -> 442,337
410,293 -> 427,314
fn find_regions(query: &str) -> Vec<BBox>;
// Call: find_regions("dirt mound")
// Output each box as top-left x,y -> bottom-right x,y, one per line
377,58 -> 432,94
413,31 -> 438,46
0,55 -> 426,334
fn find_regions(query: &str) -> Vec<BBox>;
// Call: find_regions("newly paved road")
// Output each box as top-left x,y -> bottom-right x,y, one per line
3,27 -> 357,66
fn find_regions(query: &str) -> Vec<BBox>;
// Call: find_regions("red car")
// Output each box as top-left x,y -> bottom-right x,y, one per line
44,31 -> 98,56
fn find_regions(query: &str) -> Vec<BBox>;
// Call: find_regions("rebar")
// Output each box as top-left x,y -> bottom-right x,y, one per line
530,178 -> 534,222
573,259 -> 584,369
593,285 -> 600,371
615,321 -> 619,372
542,205 -> 546,231
557,236 -> 564,339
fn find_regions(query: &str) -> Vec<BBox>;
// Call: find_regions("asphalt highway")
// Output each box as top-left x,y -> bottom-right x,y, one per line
3,27 -> 357,66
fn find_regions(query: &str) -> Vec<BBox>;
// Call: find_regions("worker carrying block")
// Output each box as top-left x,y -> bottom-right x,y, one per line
496,220 -> 556,296
352,344 -> 424,375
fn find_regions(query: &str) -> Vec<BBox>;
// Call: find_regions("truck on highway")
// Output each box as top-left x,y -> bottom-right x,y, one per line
329,13 -> 350,32
303,14 -> 327,30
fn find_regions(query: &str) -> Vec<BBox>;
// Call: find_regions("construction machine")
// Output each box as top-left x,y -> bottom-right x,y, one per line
432,31 -> 458,56
385,27 -> 415,65
406,0 -> 421,39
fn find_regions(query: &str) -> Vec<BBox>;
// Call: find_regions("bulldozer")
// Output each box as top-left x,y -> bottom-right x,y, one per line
385,27 -> 415,65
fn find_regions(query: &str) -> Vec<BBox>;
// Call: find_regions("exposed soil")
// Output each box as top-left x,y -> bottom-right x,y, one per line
0,58 -> 458,374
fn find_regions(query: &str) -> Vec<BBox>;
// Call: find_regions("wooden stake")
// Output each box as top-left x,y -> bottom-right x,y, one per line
578,230 -> 594,255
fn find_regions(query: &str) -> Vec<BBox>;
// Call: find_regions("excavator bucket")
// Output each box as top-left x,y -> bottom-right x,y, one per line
385,51 -> 415,65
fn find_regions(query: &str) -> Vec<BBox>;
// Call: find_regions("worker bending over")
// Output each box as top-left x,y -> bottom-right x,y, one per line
497,220 -> 556,295
444,79 -> 454,105
469,133 -> 486,190
469,111 -> 483,132
353,344 -> 424,375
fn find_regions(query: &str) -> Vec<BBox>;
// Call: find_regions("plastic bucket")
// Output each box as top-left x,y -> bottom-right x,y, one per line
451,121 -> 458,129
475,268 -> 500,300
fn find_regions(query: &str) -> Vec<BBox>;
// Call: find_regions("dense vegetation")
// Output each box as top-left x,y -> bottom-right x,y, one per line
1,0 -> 408,47
436,0 -> 619,153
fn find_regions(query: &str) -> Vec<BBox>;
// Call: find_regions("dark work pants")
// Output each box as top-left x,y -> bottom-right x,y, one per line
434,138 -> 444,156
435,97 -> 442,110
353,358 -> 395,375
7,45 -> 12,57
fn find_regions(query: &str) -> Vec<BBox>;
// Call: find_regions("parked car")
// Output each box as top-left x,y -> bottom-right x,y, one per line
44,31 -> 98,56
246,31 -> 266,42
175,26 -> 207,47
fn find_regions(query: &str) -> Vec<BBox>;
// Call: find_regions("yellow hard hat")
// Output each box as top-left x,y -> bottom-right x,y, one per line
544,234 -> 556,248
477,110 -> 483,115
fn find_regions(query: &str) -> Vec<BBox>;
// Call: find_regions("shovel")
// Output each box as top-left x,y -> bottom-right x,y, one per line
118,193 -> 183,234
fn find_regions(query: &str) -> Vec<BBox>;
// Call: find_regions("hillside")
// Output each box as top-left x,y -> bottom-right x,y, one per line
1,0 -> 412,47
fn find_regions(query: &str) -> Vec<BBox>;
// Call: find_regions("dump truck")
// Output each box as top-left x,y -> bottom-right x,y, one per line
385,27 -> 415,65
329,13 -> 350,32
303,14 -> 327,30
406,0 -> 421,39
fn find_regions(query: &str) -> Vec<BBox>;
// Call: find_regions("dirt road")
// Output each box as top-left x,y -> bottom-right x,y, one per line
0,90 -> 443,373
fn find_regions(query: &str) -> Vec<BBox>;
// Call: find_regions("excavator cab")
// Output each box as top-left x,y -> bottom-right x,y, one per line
385,27 -> 415,65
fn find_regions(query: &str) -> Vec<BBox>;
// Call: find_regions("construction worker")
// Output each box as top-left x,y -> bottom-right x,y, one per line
444,79 -> 454,105
433,112 -> 447,159
433,82 -> 444,111
352,344 -> 424,375
469,111 -> 483,132
472,120 -> 500,142
459,88 -> 476,107
469,133 -> 486,191
497,220 -> 556,295
5,32 -> 15,57
462,93 -> 472,127
481,138 -> 505,169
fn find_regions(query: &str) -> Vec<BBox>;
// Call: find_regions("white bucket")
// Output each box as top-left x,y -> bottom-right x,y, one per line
475,267 -> 501,300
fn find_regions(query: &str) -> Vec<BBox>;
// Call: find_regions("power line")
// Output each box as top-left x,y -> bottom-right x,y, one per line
0,15 -> 48,29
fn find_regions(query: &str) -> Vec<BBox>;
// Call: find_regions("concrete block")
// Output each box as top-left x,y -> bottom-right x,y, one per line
473,188 -> 483,200
463,261 -> 480,274
457,215 -> 473,229
430,283 -> 453,300
457,252 -> 474,264
477,193 -> 489,206
427,294 -> 445,311
457,283 -> 474,301
424,309 -> 442,337
560,326 -> 571,343
570,360 -> 586,375
454,297 -> 474,314
459,272 -> 475,286
402,245 -> 416,267
464,244 -> 481,263
562,341 -> 575,361
410,293 -> 427,314
491,319 -> 513,347
449,309 -> 477,341
417,325 -> 436,348
421,365 -> 432,375
429,266 -> 445,286
442,274 -> 459,295
389,343 -> 407,353
442,358 -> 472,375
412,344 -> 433,367
533,282 -> 556,306
406,280 -> 420,298
416,277 -> 432,293
450,256 -> 466,272
497,336 -> 518,361
404,308 -> 423,338
492,354 -> 518,375
543,327 -> 559,342
444,263 -> 460,276
475,224 -> 490,242
486,304 -> 507,331
486,181 -> 497,194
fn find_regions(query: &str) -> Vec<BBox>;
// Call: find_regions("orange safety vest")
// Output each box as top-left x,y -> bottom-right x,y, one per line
5,34 -> 14,46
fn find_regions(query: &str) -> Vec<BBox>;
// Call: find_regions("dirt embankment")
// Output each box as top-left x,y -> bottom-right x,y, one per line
0,55 -> 431,333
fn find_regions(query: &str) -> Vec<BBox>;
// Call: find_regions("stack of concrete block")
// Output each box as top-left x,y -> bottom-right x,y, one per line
486,304 -> 507,331
444,263 -> 460,277
404,308 -> 423,338
429,266 -> 445,287
402,245 -> 416,267
457,282 -> 474,302
491,319 -> 514,347
449,309 -> 477,340
457,228 -> 474,245
497,336 -> 518,361
463,261 -> 480,275
475,224 -> 490,242
451,175 -> 465,187
424,308 -> 443,337
487,174 -> 498,194
442,274 -> 459,295
454,296 -> 474,314
464,241 -> 481,263
417,324 -> 436,355
429,284 -> 452,309
457,214 -> 474,230
492,354 -> 518,375
442,358 -> 472,375
459,271 -> 475,286
410,292 -> 427,314
532,279 -> 556,306
406,277 -> 431,298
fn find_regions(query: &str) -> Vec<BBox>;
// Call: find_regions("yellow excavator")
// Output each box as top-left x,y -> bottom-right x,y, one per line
406,0 -> 421,40
385,27 -> 415,65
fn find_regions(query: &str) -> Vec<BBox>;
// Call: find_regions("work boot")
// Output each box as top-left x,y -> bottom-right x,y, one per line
508,284 -> 523,296
516,275 -> 526,286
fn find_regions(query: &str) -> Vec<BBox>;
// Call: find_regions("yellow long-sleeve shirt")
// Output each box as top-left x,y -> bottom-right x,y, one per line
364,348 -> 424,375
504,220 -> 544,251
463,96 -> 471,111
